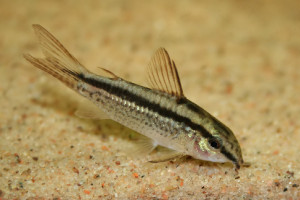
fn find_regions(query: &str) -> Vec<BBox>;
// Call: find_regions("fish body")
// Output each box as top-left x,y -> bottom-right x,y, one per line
24,24 -> 244,169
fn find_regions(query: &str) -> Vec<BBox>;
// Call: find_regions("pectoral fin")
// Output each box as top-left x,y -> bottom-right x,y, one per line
129,136 -> 158,156
148,148 -> 184,163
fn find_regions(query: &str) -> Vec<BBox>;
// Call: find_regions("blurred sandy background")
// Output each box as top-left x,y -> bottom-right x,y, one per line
0,0 -> 299,199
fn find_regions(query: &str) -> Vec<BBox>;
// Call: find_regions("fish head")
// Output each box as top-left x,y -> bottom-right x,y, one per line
189,117 -> 244,169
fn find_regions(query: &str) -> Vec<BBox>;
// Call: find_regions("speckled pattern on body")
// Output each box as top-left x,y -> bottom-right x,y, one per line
0,0 -> 299,199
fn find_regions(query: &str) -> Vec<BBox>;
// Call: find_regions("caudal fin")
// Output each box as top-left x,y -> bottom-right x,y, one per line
24,24 -> 89,89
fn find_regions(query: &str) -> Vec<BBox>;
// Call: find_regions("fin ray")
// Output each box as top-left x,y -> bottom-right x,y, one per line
125,135 -> 158,158
31,24 -> 88,74
96,67 -> 120,80
24,24 -> 89,89
147,48 -> 184,97
23,54 -> 79,88
75,98 -> 109,119
149,148 -> 183,163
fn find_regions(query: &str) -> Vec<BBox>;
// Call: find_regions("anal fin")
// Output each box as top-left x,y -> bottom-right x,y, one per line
75,98 -> 109,119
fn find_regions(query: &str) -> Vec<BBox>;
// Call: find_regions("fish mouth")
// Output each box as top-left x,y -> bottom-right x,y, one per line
233,158 -> 244,170
234,159 -> 250,170
234,162 -> 241,170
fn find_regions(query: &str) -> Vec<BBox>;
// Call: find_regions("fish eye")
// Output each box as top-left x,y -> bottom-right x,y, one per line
209,138 -> 221,149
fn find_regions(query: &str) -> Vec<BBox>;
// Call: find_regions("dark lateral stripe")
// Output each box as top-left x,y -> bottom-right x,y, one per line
221,147 -> 237,165
186,98 -> 232,137
78,74 -> 213,139
78,74 -> 237,163
78,73 -> 237,163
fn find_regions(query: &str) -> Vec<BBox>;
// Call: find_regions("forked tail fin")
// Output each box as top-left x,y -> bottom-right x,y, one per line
24,24 -> 89,89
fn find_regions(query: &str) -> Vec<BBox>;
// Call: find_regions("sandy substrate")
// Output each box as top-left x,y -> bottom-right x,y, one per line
0,0 -> 299,199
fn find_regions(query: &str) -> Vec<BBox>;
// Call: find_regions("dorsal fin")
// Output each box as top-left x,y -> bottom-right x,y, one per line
147,48 -> 184,98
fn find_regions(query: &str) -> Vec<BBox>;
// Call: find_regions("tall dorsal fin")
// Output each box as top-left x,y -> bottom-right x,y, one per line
147,48 -> 184,98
